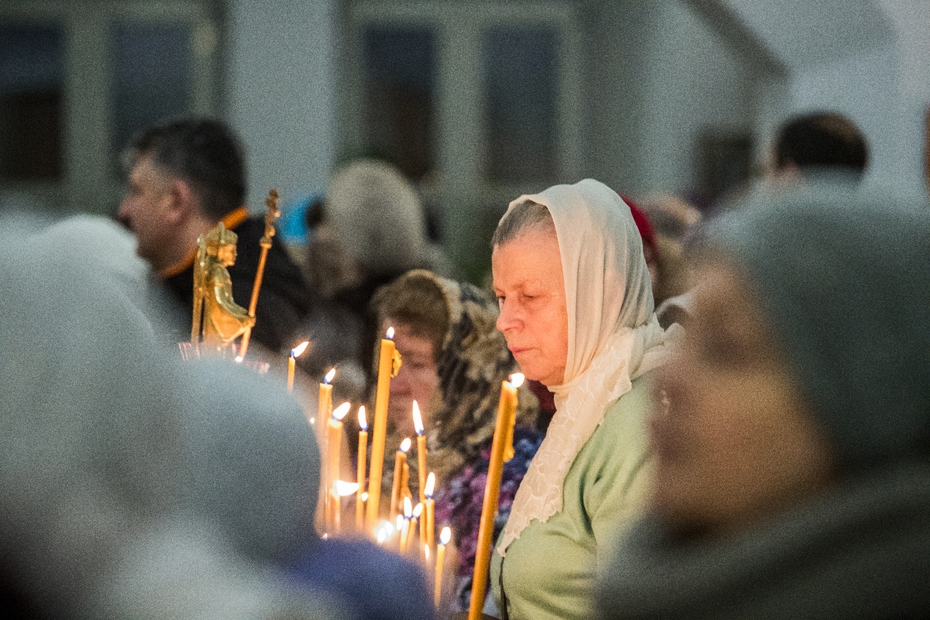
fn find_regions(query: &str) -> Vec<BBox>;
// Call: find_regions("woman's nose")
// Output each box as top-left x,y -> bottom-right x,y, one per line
496,299 -> 518,334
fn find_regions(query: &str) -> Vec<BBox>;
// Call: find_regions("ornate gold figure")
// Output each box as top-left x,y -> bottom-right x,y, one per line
191,223 -> 255,350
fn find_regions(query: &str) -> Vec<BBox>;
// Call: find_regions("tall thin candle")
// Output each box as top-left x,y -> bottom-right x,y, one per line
356,406 -> 368,531
287,341 -> 310,393
423,472 -> 436,552
317,367 -> 335,427
413,401 -> 427,502
367,328 -> 401,528
325,401 -> 351,533
390,437 -> 411,521
468,373 -> 523,620
434,526 -> 451,608
331,480 -> 359,535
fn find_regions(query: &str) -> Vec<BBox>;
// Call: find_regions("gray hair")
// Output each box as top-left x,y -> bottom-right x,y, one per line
491,200 -> 556,247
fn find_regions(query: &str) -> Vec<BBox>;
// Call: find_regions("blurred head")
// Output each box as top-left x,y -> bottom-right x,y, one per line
371,274 -> 448,436
652,257 -> 836,536
772,111 -> 869,180
652,187 -> 930,536
180,360 -> 321,566
119,118 -> 246,270
492,180 -> 653,388
325,159 -> 428,279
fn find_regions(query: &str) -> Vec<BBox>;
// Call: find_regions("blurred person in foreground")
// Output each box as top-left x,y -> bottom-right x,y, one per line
369,269 -> 543,615
597,187 -> 930,619
489,180 -> 682,620
0,214 -> 340,619
118,117 -> 313,355
182,360 -> 435,620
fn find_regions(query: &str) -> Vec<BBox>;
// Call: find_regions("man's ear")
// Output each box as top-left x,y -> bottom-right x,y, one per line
164,178 -> 196,224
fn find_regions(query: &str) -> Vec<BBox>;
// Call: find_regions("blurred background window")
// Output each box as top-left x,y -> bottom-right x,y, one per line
482,25 -> 559,183
109,21 -> 194,171
363,26 -> 437,183
0,22 -> 65,182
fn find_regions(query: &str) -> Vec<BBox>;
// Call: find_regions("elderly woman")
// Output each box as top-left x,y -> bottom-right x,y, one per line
489,180 -> 681,620
370,269 -> 543,613
597,187 -> 930,618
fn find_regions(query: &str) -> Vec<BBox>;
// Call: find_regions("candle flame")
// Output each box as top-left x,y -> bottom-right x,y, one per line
396,515 -> 404,530
291,341 -> 310,358
358,405 -> 368,430
413,502 -> 423,518
386,327 -> 395,340
333,480 -> 360,496
439,526 -> 451,545
332,401 -> 351,421
399,437 -> 412,452
403,496 -> 412,518
323,367 -> 336,384
361,492 -> 369,501
376,523 -> 393,544
424,472 -> 436,498
424,544 -> 431,561
234,356 -> 244,363
412,401 -> 424,435
509,372 -> 525,388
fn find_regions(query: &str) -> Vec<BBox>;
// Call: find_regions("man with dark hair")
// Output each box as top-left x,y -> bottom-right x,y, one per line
772,111 -> 869,181
118,117 -> 312,355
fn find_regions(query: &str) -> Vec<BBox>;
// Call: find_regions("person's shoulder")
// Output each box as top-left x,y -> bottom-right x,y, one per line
591,374 -> 655,453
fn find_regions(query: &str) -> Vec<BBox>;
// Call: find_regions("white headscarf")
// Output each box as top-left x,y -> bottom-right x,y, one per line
499,179 -> 681,553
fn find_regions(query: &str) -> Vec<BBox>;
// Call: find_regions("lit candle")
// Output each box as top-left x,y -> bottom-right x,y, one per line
410,501 -> 423,555
467,373 -> 523,620
325,401 -> 351,533
423,472 -> 436,553
434,526 -> 451,608
367,328 -> 401,528
413,401 -> 427,503
390,437 -> 412,521
356,406 -> 369,531
376,521 -> 394,546
330,480 -> 360,534
317,367 -> 335,427
399,496 -> 413,553
288,341 -> 310,393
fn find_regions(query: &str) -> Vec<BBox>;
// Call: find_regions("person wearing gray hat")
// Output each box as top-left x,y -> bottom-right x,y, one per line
596,186 -> 930,619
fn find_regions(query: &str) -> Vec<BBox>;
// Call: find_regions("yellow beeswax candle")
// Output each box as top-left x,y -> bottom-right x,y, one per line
325,401 -> 351,533
468,373 -> 523,620
330,480 -> 360,535
356,406 -> 368,531
367,328 -> 401,528
412,401 -> 428,503
434,526 -> 451,608
288,341 -> 310,393
423,472 -> 436,552
390,437 -> 411,521
318,367 -> 335,426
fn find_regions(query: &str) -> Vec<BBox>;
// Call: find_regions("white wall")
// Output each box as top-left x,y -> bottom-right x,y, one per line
584,0 -> 758,198
227,0 -> 338,212
725,0 -> 928,196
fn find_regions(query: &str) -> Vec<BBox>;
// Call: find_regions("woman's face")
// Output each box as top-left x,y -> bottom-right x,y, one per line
652,258 -> 835,536
492,227 -> 569,386
385,321 -> 439,438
